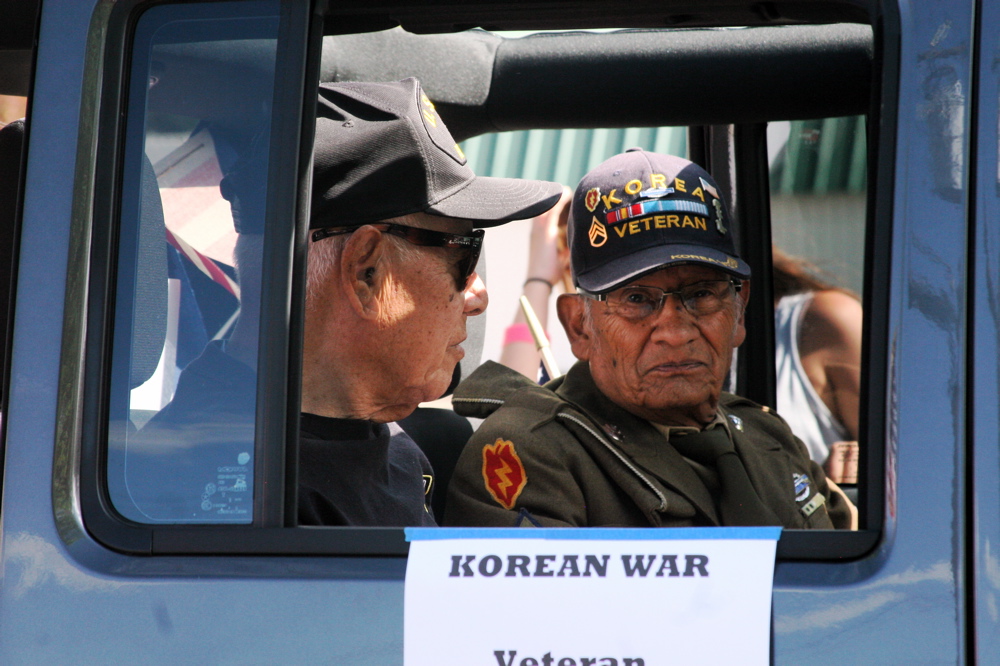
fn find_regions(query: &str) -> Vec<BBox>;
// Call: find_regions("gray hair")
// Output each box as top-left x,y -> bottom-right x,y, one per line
305,213 -> 427,307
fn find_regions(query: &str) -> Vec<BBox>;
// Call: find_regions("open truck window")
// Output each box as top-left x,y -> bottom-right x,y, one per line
769,117 -> 866,495
80,3 -> 883,558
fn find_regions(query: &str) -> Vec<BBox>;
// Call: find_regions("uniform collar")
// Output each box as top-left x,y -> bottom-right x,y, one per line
555,361 -> 721,524
650,411 -> 731,441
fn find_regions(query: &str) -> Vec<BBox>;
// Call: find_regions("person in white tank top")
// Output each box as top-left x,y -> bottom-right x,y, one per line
773,248 -> 863,484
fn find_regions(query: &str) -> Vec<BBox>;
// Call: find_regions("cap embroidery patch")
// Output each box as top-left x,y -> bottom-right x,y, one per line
600,189 -> 623,211
713,199 -> 727,234
699,177 -> 719,199
589,218 -> 608,247
639,186 -> 674,199
605,199 -> 711,225
585,188 -> 601,212
415,88 -> 466,165
482,439 -> 527,510
419,93 -> 438,127
669,253 -> 739,270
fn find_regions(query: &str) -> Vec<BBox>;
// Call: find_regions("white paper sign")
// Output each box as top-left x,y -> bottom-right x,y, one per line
404,527 -> 780,666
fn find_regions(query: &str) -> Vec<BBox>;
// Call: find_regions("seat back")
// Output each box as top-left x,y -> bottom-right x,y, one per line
129,155 -> 169,390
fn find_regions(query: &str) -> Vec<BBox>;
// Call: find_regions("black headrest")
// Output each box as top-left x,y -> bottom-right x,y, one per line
129,155 -> 169,389
0,119 -> 24,226
0,119 -> 25,397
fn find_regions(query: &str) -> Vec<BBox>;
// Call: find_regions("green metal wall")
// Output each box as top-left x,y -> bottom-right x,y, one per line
461,116 -> 865,194
463,117 -> 867,293
771,116 -> 866,194
462,127 -> 687,187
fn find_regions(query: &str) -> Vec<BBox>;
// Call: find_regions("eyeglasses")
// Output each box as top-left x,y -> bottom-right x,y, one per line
311,223 -> 484,291
579,279 -> 741,320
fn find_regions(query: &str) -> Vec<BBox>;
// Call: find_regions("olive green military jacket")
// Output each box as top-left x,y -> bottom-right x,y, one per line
444,360 -> 853,530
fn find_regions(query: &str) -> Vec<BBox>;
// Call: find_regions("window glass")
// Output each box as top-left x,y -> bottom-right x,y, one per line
768,116 -> 866,488
106,1 -> 280,524
769,117 -> 866,293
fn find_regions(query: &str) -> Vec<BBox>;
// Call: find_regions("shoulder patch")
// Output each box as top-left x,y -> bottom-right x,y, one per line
482,438 -> 527,510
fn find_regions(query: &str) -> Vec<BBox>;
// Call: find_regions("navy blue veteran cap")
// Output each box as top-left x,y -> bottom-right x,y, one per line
310,78 -> 563,228
568,149 -> 750,294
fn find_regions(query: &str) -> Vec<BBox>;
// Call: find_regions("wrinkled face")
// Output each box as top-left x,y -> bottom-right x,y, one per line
566,264 -> 748,427
373,214 -> 488,415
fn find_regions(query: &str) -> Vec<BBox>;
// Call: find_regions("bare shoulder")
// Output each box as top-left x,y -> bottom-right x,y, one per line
800,290 -> 863,349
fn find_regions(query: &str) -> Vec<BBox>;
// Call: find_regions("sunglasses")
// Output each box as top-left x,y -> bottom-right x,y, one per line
311,223 -> 484,291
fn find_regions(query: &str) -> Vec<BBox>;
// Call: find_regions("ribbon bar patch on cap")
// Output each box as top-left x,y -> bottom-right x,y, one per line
605,199 -> 711,225
482,438 -> 527,510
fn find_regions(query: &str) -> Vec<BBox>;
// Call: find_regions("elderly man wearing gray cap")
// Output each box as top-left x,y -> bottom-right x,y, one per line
292,79 -> 560,525
129,78 -> 561,527
445,149 -> 855,530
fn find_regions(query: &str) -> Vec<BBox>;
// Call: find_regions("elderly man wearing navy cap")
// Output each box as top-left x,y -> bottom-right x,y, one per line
445,149 -> 855,530
129,79 -> 562,527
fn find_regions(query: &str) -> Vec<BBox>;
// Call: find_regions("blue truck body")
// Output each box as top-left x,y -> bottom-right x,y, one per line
0,0 -> 995,662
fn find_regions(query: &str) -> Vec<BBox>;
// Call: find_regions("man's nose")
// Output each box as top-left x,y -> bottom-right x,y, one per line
463,272 -> 488,316
649,295 -> 698,343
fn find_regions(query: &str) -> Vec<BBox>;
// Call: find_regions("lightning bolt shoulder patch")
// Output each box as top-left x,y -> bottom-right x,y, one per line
482,438 -> 527,510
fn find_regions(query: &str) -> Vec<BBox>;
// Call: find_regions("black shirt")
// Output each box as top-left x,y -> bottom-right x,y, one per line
298,413 -> 436,526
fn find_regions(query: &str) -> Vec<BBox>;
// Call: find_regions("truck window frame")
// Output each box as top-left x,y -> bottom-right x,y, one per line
73,0 -> 890,560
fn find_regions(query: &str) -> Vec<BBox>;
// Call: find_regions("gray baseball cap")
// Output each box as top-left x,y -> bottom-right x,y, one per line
310,78 -> 563,228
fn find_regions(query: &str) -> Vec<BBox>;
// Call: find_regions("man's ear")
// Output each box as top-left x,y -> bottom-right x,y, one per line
556,293 -> 592,361
732,280 -> 750,348
339,226 -> 387,319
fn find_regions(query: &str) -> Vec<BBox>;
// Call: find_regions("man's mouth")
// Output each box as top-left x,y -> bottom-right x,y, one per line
648,360 -> 705,374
